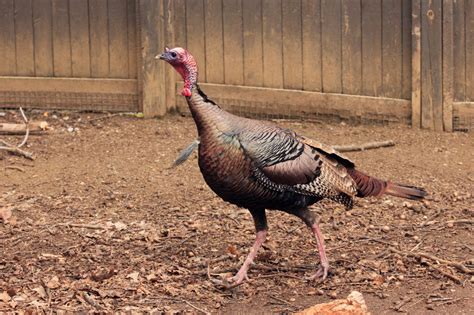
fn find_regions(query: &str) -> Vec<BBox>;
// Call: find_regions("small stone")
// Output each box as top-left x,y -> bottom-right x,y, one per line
413,235 -> 420,241
67,127 -> 74,133
188,251 -> 194,257
382,225 -> 390,232
328,291 -> 338,299
447,222 -> 454,228
400,214 -> 406,220
397,275 -> 404,281
289,298 -> 296,302
369,224 -> 375,230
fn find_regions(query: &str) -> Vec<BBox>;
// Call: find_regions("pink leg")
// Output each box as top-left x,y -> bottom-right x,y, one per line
229,230 -> 267,285
307,222 -> 330,280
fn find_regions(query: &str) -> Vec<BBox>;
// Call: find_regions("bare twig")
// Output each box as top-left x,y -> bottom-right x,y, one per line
18,107 -> 29,148
425,260 -> 463,284
0,145 -> 34,160
389,247 -> 474,275
182,300 -> 210,315
54,222 -> 106,230
4,166 -> 25,172
333,140 -> 395,152
0,108 -> 34,159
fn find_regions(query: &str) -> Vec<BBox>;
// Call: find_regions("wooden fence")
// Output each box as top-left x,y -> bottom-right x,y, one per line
0,0 -> 473,131
0,0 -> 139,111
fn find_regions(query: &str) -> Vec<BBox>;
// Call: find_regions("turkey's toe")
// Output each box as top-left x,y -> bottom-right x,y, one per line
306,263 -> 330,281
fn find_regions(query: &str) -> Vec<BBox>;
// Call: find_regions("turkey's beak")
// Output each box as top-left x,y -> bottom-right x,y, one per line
155,53 -> 166,60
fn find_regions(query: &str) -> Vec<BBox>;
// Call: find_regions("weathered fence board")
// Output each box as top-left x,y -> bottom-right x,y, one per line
282,0 -> 303,90
33,0 -> 53,77
382,0 -> 402,99
342,0 -> 362,95
51,0 -> 72,77
302,0 -> 322,92
262,0 -> 283,89
243,0 -> 263,87
361,0 -> 382,97
0,0 -> 16,75
89,0 -> 110,78
223,0 -> 244,85
321,0 -> 342,93
453,0 -> 466,102
15,0 -> 35,76
204,0 -> 224,84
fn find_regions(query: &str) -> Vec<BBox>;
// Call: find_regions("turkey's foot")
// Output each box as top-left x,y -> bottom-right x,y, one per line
305,261 -> 330,281
228,265 -> 250,285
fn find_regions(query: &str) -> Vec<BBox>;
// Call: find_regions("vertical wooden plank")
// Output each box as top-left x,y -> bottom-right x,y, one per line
262,0 -> 283,88
127,0 -> 138,79
341,0 -> 361,95
411,0 -> 421,128
174,0 -> 186,48
0,0 -> 16,75
164,0 -> 176,110
382,0 -> 402,98
108,0 -> 129,78
443,0 -> 454,132
453,0 -> 465,102
401,0 -> 412,99
89,0 -> 109,78
223,0 -> 244,85
466,0 -> 474,101
14,0 -> 35,76
52,0 -> 72,77
204,0 -> 224,84
321,0 -> 342,93
282,0 -> 302,90
140,0 -> 166,117
186,0 -> 206,82
361,0 -> 382,96
69,0 -> 91,77
421,0 -> 443,130
243,0 -> 263,87
302,0 -> 321,91
33,0 -> 53,76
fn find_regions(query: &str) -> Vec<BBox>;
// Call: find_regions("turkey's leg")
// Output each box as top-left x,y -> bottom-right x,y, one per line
229,209 -> 267,285
290,208 -> 329,281
306,220 -> 329,280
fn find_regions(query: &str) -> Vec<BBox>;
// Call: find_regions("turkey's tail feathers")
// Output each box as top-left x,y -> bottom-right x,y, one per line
385,183 -> 427,200
347,168 -> 427,200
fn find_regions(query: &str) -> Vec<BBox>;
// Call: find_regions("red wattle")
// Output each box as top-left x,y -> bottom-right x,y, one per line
182,88 -> 192,97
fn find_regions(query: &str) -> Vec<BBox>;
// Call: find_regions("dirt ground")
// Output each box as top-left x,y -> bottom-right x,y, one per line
1,110 -> 473,314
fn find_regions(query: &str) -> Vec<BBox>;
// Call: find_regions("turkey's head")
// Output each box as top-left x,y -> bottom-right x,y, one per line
157,47 -> 198,97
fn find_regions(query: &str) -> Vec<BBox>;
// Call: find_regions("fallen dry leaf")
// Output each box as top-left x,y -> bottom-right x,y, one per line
0,291 -> 10,303
46,276 -> 60,289
127,271 -> 140,282
32,286 -> 47,299
0,207 -> 12,223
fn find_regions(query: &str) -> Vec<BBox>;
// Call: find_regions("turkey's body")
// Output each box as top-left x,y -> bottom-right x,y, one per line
159,47 -> 426,285
191,87 -> 329,212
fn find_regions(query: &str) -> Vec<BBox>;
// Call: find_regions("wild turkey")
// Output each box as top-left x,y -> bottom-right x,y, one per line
158,47 -> 427,285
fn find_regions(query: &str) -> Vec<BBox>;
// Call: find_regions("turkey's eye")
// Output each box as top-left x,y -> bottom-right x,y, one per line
170,51 -> 177,58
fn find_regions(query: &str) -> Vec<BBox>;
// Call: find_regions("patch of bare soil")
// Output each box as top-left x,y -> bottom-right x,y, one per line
1,110 -> 473,313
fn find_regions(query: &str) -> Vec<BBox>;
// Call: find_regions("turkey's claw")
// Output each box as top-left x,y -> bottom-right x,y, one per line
228,270 -> 250,285
305,262 -> 330,282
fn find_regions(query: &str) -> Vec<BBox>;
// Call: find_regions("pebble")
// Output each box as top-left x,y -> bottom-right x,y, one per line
447,222 -> 454,228
397,275 -> 405,281
413,235 -> 420,241
289,298 -> 296,302
382,225 -> 391,232
67,127 -> 74,133
328,291 -> 338,299
400,214 -> 406,220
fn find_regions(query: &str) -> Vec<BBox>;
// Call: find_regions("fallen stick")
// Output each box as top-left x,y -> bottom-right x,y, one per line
0,121 -> 48,135
333,140 -> 395,152
389,247 -> 473,275
0,145 -> 34,160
